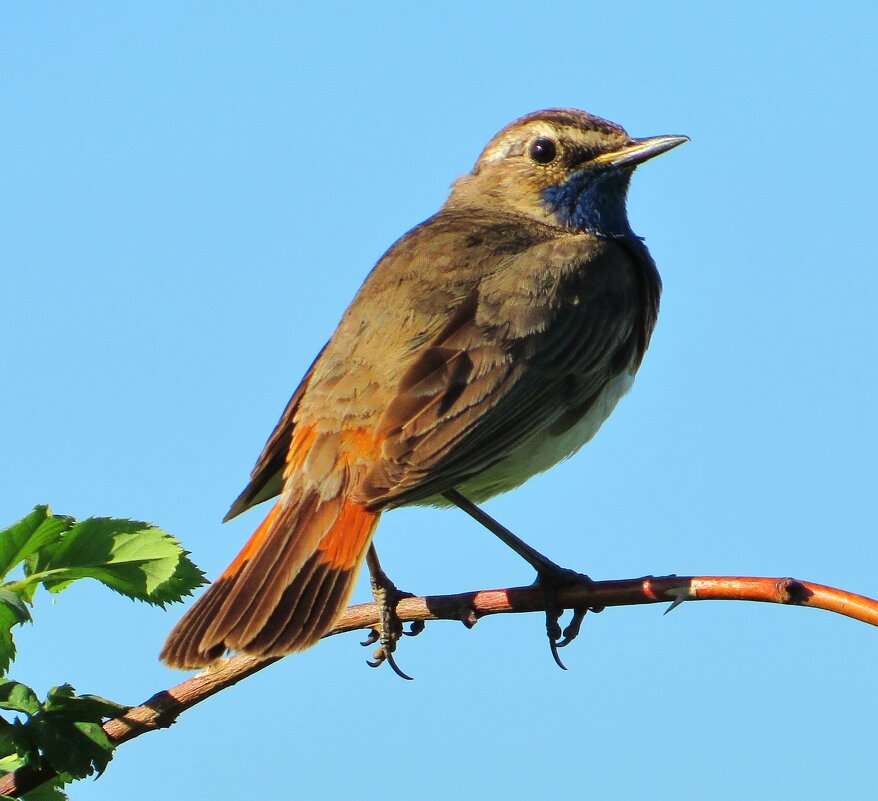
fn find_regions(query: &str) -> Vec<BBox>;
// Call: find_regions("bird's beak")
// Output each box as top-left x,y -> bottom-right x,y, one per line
592,134 -> 689,169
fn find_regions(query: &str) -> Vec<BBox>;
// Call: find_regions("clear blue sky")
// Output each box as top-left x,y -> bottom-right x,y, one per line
2,3 -> 876,799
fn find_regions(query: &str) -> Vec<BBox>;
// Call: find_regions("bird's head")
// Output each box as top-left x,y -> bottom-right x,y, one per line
446,108 -> 687,238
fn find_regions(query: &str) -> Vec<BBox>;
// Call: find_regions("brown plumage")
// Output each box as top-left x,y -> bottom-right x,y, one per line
161,108 -> 687,669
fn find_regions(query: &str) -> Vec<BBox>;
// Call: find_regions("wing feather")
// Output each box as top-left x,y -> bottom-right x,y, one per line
224,345 -> 326,521
359,238 -> 647,507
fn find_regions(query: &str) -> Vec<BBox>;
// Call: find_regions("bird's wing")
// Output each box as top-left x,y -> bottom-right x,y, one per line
222,210 -> 487,521
357,231 -> 644,508
223,345 -> 325,521
226,212 -> 646,518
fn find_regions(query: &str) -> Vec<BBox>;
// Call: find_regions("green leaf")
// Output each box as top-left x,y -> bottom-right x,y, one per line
0,714 -> 40,775
0,588 -> 32,674
0,508 -> 74,585
27,714 -> 114,779
0,604 -> 20,674
0,752 -> 25,772
0,684 -> 126,789
3,684 -> 125,780
0,592 -> 30,626
42,685 -> 128,719
29,517 -> 205,606
0,716 -> 22,764
0,682 -> 39,716
21,777 -> 69,801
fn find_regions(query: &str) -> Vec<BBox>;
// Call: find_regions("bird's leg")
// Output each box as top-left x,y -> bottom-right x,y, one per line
443,488 -> 598,669
361,543 -> 424,680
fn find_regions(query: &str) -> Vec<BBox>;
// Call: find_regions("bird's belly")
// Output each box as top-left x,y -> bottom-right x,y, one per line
450,369 -> 636,504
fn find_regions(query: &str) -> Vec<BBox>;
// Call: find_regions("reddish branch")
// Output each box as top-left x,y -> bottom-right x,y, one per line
2,573 -> 876,798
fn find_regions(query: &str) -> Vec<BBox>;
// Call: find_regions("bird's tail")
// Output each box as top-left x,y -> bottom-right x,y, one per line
160,488 -> 379,669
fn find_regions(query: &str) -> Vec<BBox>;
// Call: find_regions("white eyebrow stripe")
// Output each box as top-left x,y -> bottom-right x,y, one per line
478,121 -> 560,165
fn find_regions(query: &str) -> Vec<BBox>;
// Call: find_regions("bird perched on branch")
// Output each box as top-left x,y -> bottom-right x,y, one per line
161,108 -> 687,676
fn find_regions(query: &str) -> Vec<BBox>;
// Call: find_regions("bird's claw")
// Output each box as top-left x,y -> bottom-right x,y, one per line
360,629 -> 380,647
360,617 -> 424,650
556,606 -> 588,648
362,569 -> 418,680
366,645 -> 414,681
536,566 -> 596,670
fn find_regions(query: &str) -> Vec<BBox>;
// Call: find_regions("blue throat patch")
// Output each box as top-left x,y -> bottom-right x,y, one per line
542,168 -> 634,238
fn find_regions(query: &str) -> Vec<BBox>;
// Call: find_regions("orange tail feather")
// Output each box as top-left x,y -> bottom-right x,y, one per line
161,493 -> 379,669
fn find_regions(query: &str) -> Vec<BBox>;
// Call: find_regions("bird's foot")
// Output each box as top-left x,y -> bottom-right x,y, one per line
535,565 -> 601,670
361,564 -> 423,681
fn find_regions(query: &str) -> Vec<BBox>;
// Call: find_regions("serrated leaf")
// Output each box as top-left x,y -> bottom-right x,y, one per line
0,752 -> 25,772
0,715 -> 40,776
4,686 -> 125,783
21,778 -> 69,801
0,717 -> 21,763
42,685 -> 73,702
0,592 -> 30,626
0,508 -> 74,584
27,713 -> 114,779
43,686 -> 128,719
30,517 -> 205,606
0,682 -> 39,716
0,605 -> 21,674
0,508 -> 47,578
0,587 -> 33,673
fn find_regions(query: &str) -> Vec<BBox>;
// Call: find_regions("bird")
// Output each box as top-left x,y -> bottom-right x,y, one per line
161,108 -> 687,675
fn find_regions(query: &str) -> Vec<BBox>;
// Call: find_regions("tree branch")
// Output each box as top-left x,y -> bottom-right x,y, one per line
2,573 -> 876,797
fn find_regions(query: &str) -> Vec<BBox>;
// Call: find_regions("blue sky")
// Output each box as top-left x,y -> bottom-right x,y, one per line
2,3 -> 876,799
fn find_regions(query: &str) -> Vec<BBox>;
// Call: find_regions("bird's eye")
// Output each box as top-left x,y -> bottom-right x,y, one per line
529,137 -> 557,164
